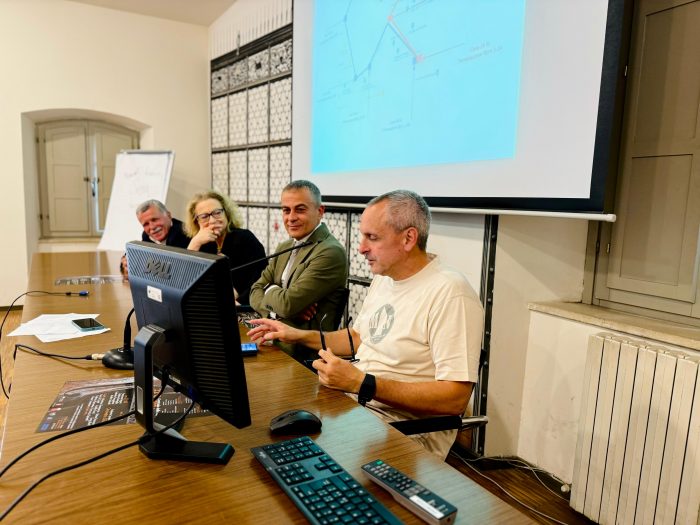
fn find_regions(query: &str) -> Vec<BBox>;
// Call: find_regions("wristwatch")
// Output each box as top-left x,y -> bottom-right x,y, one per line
358,373 -> 376,406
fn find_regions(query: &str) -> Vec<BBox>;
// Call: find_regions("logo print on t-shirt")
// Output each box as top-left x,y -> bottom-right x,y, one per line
368,304 -> 395,343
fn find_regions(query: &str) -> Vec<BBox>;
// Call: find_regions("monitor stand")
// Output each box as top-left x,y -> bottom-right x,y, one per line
133,324 -> 234,464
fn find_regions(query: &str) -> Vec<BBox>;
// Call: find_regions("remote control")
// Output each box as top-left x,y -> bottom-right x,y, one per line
362,459 -> 458,525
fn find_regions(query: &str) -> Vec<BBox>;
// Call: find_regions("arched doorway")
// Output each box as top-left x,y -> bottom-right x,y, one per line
37,119 -> 139,238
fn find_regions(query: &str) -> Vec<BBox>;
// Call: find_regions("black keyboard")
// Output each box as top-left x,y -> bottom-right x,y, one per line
251,436 -> 402,524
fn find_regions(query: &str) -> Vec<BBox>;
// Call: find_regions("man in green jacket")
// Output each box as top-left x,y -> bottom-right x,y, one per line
249,180 -> 348,332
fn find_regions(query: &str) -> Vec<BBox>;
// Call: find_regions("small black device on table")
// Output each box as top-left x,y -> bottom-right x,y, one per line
71,318 -> 105,331
251,436 -> 401,524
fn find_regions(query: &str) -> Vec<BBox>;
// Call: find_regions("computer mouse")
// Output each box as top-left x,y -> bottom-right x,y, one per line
269,409 -> 322,435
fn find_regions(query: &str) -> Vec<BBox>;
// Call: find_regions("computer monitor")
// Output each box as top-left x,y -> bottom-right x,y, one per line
125,241 -> 251,464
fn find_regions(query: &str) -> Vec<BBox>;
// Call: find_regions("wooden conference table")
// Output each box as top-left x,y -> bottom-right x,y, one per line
0,252 -> 531,524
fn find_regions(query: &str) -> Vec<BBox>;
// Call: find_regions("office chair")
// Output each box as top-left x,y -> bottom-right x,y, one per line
388,414 -> 488,435
333,287 -> 351,329
310,287 -> 349,333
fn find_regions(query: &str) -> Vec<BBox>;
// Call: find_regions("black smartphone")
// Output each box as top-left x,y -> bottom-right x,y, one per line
71,318 -> 105,331
241,342 -> 258,355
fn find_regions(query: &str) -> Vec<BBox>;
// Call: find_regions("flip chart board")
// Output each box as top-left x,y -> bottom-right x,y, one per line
97,150 -> 174,251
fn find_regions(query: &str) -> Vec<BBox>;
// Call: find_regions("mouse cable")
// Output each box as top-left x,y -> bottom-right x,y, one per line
0,396 -> 194,522
15,343 -> 105,362
0,372 -> 169,480
0,290 -> 89,399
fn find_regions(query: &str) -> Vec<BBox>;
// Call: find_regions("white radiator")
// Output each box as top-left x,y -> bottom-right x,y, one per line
570,333 -> 700,524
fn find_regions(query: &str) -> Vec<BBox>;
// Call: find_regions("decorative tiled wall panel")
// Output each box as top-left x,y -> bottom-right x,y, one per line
248,49 -> 270,82
211,67 -> 229,95
229,151 -> 247,203
211,97 -> 228,148
229,60 -> 247,90
238,206 -> 248,229
228,92 -> 247,147
248,206 -> 269,253
269,210 -> 288,251
269,145 -> 291,202
248,148 -> 269,203
248,84 -> 269,144
348,283 -> 369,325
212,153 -> 228,196
350,213 -> 371,279
270,78 -> 292,141
211,29 -> 372,308
270,39 -> 292,75
325,212 -> 348,251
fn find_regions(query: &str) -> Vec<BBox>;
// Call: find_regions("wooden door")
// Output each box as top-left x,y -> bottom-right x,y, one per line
605,0 -> 700,306
38,120 -> 138,238
88,122 -> 137,232
39,122 -> 91,236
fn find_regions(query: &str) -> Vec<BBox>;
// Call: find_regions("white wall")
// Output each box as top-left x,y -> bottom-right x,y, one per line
209,0 -> 292,59
0,0 -> 210,304
428,213 -> 485,292
487,215 -> 589,454
519,312 -> 601,481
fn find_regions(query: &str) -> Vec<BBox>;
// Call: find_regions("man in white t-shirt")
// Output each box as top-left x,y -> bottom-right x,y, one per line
248,190 -> 483,459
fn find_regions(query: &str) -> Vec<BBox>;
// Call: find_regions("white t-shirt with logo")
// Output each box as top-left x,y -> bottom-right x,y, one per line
353,255 -> 483,458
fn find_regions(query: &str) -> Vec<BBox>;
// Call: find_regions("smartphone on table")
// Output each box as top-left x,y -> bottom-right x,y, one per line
71,318 -> 106,331
241,342 -> 258,356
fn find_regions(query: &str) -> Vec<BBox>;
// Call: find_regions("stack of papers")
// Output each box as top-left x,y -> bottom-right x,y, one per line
8,313 -> 110,343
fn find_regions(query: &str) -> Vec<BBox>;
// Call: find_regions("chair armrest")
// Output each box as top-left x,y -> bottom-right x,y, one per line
388,415 -> 489,436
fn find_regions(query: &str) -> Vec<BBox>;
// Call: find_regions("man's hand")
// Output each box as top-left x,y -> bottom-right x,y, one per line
247,318 -> 303,344
294,303 -> 318,322
313,349 -> 364,393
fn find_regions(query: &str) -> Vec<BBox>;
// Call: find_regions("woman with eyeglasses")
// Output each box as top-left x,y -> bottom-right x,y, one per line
184,190 -> 266,305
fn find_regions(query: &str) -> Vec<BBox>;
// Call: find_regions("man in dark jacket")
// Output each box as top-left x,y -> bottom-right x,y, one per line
120,199 -> 189,278
136,199 -> 189,247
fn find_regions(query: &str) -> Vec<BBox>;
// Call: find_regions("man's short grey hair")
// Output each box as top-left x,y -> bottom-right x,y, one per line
368,190 -> 431,251
135,199 -> 168,216
282,180 -> 322,207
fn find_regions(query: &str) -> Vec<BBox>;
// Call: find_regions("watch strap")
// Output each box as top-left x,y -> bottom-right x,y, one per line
358,373 -> 376,406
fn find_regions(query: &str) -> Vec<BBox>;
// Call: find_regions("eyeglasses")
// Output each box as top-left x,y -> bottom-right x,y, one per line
317,314 -> 359,363
318,314 -> 328,350
195,208 -> 225,224
345,316 -> 358,363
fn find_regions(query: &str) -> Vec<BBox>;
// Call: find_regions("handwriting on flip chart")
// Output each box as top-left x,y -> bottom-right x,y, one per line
97,150 -> 174,252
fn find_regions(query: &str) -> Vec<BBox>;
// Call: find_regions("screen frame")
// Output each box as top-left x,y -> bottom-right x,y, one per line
292,0 -> 631,214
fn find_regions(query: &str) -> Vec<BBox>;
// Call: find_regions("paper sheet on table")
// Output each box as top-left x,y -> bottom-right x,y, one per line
8,313 -> 110,342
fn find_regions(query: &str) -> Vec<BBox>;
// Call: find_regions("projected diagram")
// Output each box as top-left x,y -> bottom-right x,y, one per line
311,0 -> 526,174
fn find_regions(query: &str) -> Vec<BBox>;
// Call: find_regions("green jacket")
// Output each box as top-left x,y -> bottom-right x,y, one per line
249,223 -> 348,331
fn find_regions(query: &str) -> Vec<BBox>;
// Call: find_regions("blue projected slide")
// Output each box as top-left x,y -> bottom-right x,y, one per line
311,0 -> 526,174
